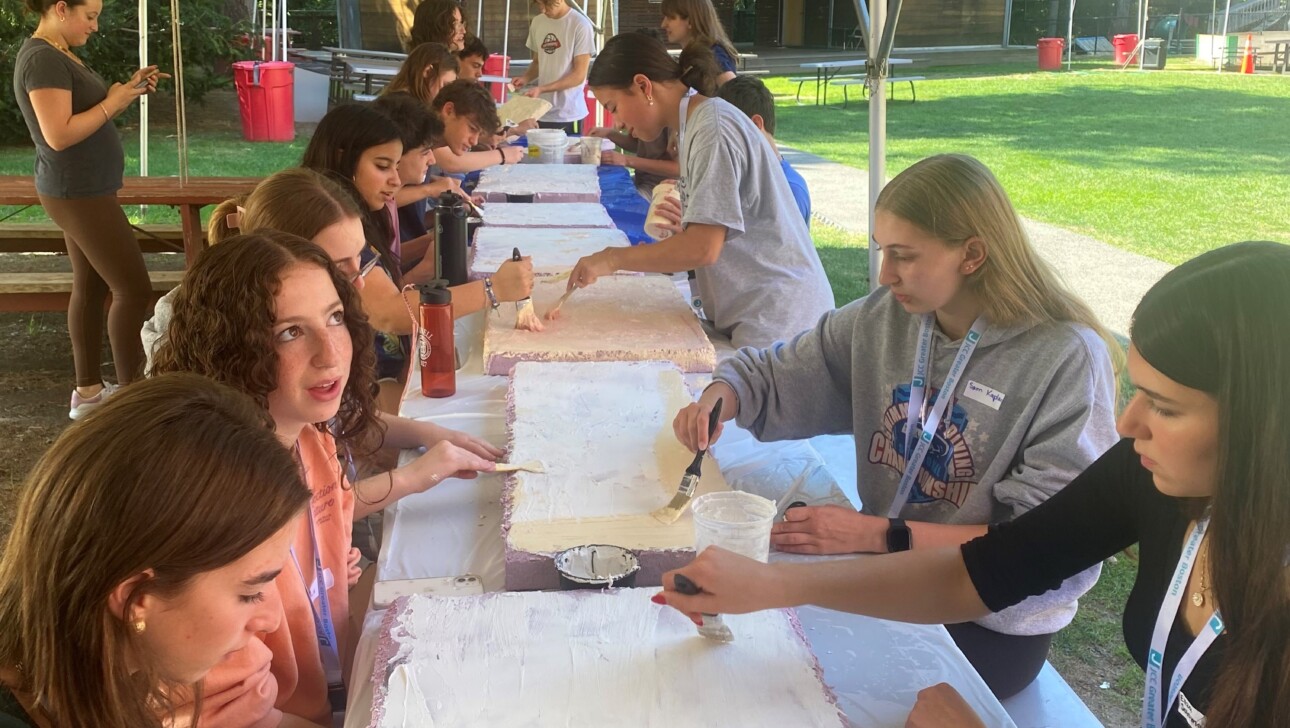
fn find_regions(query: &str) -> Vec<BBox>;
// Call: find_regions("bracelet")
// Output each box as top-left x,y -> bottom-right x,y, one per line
498,148 -> 507,165
483,277 -> 500,312
98,103 -> 110,122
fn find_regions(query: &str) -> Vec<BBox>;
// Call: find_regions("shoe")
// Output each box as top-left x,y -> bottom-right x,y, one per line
69,383 -> 119,421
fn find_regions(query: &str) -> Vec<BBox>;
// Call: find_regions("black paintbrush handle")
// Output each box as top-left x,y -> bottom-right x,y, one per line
673,573 -> 702,596
512,247 -> 521,263
687,398 -> 724,476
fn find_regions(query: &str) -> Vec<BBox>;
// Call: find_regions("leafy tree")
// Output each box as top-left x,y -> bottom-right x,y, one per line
2,0 -> 252,145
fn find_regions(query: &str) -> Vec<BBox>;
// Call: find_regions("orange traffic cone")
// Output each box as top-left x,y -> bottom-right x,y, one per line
1240,34 -> 1255,74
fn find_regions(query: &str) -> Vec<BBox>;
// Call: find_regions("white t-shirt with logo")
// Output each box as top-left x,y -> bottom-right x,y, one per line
525,9 -> 596,123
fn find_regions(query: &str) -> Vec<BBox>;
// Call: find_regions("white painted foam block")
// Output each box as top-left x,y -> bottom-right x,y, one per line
480,202 -> 615,228
473,164 -> 601,203
369,589 -> 847,727
470,227 -> 631,279
482,275 -> 715,375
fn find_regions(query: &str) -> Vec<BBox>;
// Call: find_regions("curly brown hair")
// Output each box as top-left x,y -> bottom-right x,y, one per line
152,231 -> 383,457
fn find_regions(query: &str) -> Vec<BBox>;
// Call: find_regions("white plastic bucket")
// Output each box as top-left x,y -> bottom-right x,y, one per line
526,128 -> 567,164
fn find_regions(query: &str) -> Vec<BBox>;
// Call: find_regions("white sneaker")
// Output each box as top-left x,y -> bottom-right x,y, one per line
69,383 -> 119,420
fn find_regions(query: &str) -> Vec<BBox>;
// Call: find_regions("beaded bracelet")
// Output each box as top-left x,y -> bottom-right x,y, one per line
483,277 -> 500,313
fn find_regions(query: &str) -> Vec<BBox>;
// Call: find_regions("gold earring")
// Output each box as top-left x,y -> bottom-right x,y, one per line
647,96 -> 654,106
132,619 -> 146,634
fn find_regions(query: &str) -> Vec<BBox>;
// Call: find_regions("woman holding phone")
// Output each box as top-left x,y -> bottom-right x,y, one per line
13,0 -> 168,419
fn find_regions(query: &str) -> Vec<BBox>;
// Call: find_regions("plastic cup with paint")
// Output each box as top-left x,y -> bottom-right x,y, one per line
579,136 -> 603,165
644,181 -> 681,240
692,491 -> 777,563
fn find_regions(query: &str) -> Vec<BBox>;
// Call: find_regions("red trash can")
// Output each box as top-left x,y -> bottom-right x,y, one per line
233,61 -> 294,142
1113,34 -> 1139,64
584,86 -> 612,129
1037,37 -> 1065,70
483,54 -> 509,103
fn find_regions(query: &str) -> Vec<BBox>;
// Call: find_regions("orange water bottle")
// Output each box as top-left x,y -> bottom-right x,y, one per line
417,281 -> 455,398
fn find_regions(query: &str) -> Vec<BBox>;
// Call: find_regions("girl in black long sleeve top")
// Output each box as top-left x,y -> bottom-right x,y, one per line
657,241 -> 1290,728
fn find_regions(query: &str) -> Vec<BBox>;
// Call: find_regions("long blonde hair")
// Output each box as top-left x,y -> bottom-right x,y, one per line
660,0 -> 738,66
208,167 -> 364,245
877,154 -> 1124,371
0,374 -> 310,727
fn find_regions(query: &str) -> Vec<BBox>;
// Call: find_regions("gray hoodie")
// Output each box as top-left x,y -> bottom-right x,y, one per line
716,288 -> 1119,635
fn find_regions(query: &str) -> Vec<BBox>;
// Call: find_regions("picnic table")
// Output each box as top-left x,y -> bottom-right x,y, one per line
796,57 -> 912,106
1273,39 -> 1290,73
0,175 -> 259,265
345,58 -> 401,95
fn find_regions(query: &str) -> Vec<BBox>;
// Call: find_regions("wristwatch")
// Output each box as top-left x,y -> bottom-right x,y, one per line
886,518 -> 912,553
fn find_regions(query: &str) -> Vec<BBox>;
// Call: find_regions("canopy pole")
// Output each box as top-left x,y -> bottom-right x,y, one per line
867,0 -> 885,286
1066,0 -> 1076,69
139,0 -> 148,178
170,0 -> 189,183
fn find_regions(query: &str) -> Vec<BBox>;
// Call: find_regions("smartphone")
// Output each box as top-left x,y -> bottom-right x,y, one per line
372,574 -> 485,608
133,70 -> 158,89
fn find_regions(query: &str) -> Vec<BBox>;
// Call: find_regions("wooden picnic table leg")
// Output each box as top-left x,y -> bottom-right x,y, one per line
179,204 -> 204,266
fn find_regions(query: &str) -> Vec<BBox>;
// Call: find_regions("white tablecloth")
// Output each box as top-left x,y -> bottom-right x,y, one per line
354,296 -> 1016,727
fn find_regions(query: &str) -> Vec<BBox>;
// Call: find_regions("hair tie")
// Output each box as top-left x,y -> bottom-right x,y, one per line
225,205 -> 246,230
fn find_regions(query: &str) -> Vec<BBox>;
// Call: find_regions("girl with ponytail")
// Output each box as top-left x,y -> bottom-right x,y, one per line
569,34 -> 835,349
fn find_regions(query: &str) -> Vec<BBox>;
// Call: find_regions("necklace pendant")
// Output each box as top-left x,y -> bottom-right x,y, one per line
1191,591 -> 1205,608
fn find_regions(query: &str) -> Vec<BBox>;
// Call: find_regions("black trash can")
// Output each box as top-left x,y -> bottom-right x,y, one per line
1142,38 -> 1167,70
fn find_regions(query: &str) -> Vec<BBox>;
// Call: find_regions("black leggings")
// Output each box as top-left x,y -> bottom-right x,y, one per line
944,621 -> 1054,700
39,193 -> 150,387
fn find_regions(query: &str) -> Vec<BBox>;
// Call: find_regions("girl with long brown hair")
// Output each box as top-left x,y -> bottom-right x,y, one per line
381,41 -> 460,104
153,232 -> 496,726
672,154 -> 1121,698
660,0 -> 739,85
14,0 -> 167,418
664,241 -> 1290,726
0,373 -> 310,727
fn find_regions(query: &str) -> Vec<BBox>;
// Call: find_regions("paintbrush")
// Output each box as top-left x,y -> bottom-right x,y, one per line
672,573 -> 734,643
511,247 -> 545,332
492,460 -> 546,474
544,287 -> 576,321
652,398 -> 722,525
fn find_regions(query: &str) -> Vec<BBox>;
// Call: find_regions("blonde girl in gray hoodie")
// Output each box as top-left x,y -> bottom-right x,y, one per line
674,153 -> 1122,698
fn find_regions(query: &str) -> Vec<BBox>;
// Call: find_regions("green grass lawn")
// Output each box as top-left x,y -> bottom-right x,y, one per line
766,67 -> 1290,264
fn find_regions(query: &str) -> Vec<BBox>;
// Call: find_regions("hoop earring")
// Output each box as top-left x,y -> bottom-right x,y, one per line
647,96 -> 654,106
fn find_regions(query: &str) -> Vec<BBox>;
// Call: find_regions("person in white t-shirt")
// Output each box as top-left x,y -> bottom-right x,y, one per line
510,0 -> 596,133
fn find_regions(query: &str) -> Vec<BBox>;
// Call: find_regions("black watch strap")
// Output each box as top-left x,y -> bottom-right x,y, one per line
886,517 -> 912,553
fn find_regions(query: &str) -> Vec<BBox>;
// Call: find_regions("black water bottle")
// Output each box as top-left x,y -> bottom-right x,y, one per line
435,191 -> 468,286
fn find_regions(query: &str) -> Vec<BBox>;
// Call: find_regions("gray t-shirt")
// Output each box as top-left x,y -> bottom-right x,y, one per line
678,96 -> 835,349
13,39 -> 125,198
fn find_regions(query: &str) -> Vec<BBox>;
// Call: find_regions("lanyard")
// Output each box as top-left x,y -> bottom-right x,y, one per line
1142,519 -> 1223,728
289,512 -> 345,691
289,442 -> 346,705
678,95 -> 691,159
888,314 -> 987,518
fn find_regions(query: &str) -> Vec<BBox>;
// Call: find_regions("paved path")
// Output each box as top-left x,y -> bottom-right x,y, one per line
782,145 -> 1174,337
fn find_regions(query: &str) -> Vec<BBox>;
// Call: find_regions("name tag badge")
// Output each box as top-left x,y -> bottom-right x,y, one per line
1178,692 -> 1206,728
307,567 -> 336,602
963,380 -> 1005,410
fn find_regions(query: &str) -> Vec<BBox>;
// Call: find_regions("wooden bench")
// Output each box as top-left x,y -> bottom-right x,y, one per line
0,269 -> 183,312
832,75 -> 926,107
0,222 -> 194,254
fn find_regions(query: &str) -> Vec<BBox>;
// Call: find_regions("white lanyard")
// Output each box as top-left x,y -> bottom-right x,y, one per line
888,313 -> 987,518
677,95 -> 691,160
290,443 -> 346,704
289,511 -> 345,690
1142,519 -> 1223,728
